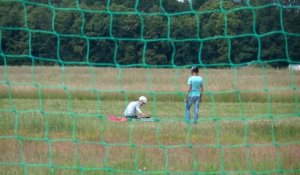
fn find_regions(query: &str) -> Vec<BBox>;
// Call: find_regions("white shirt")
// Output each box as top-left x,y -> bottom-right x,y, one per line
124,101 -> 143,116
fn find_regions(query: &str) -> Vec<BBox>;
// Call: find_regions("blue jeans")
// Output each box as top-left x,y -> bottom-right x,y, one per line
185,96 -> 200,124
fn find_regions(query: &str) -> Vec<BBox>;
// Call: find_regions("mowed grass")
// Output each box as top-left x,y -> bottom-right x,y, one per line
0,66 -> 299,174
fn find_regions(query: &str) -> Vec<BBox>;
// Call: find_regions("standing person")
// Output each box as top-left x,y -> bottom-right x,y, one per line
124,96 -> 148,120
185,66 -> 204,124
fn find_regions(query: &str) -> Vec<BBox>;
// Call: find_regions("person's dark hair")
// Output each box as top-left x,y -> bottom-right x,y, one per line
191,66 -> 199,73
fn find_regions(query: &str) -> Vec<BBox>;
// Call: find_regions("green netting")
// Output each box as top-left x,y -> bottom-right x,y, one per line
0,0 -> 300,174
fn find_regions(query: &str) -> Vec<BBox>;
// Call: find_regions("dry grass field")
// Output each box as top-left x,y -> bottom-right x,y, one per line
0,66 -> 299,174
0,65 -> 299,91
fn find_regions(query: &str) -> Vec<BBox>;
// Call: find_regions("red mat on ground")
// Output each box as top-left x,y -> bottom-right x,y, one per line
108,114 -> 128,122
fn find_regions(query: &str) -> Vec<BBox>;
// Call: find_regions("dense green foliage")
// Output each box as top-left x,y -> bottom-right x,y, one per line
0,0 -> 299,67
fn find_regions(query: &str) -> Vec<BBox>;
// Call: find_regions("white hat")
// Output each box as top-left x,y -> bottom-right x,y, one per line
139,96 -> 147,104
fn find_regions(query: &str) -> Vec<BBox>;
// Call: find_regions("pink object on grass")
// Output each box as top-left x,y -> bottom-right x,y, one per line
108,114 -> 128,122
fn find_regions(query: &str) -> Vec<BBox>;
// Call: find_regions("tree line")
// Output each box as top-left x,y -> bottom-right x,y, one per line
0,0 -> 299,67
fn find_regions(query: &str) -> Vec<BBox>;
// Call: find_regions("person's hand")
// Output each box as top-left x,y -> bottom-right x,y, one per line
140,113 -> 151,118
138,113 -> 146,118
143,114 -> 151,118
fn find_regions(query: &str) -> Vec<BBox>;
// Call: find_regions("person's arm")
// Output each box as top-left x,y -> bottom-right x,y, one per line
186,84 -> 192,101
136,104 -> 145,118
199,84 -> 204,102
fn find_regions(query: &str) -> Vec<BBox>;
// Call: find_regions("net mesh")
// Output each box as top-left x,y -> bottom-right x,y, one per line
0,0 -> 300,174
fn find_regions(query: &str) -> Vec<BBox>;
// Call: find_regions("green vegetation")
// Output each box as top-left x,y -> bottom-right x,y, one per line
1,0 -> 299,67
